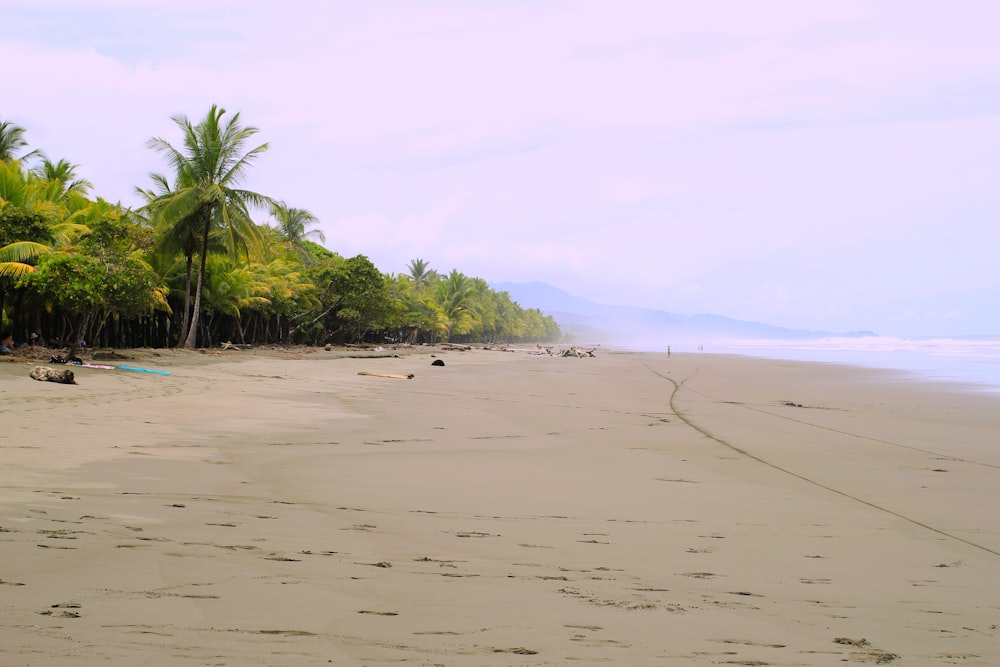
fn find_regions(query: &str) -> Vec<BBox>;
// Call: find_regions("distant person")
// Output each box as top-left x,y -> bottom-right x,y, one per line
667,345 -> 671,358
0,332 -> 13,355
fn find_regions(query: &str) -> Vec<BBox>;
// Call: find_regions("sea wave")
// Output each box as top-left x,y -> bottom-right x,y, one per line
711,336 -> 1000,391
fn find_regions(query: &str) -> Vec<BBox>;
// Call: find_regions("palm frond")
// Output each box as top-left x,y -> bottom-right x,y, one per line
0,240 -> 51,263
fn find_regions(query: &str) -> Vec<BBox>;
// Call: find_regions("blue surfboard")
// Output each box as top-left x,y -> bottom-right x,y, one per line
117,365 -> 171,375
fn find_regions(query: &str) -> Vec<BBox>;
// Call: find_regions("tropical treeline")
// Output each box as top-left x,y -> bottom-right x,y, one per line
0,109 -> 561,353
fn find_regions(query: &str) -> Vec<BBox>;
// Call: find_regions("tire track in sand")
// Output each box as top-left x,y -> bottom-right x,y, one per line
643,362 -> 1000,560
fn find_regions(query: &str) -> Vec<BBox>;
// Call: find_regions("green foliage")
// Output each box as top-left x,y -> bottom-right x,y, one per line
0,118 -> 37,162
0,206 -> 56,279
1,111 -> 561,349
1,206 -> 55,247
31,156 -> 93,199
24,251 -> 165,319
145,104 -> 271,347
328,254 -> 394,342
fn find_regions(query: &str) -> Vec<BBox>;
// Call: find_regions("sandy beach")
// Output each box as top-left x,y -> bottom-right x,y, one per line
1,346 -> 998,666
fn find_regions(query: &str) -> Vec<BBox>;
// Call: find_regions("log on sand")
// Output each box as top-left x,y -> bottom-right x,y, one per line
560,346 -> 596,358
357,371 -> 415,380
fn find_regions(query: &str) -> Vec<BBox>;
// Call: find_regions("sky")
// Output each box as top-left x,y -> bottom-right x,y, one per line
2,0 -> 999,337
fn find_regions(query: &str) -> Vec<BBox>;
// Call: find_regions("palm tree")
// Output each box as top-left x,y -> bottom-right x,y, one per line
0,118 -> 38,162
272,201 -> 323,244
31,156 -> 93,199
435,269 -> 476,340
0,159 -> 67,279
406,258 -> 438,291
200,254 -> 271,345
138,172 -> 205,346
146,104 -> 270,348
270,201 -> 324,262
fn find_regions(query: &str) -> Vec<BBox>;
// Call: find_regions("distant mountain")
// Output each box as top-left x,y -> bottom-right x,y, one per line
493,281 -> 876,347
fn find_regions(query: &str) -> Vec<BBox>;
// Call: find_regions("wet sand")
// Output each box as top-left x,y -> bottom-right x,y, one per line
1,346 -> 999,665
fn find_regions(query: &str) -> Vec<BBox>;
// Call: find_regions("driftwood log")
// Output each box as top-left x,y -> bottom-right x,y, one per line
560,347 -> 596,358
357,371 -> 415,380
30,366 -> 77,384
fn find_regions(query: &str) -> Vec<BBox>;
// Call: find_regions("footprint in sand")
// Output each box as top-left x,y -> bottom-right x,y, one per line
40,602 -> 82,618
344,524 -> 377,531
358,610 -> 398,616
713,638 -> 786,649
833,637 -> 900,664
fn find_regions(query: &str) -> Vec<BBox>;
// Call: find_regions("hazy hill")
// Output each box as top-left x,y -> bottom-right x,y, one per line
493,281 -> 876,347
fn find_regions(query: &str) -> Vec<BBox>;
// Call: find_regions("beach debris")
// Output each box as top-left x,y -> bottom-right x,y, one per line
29,366 -> 77,384
431,359 -> 445,366
219,341 -> 250,350
494,647 -> 538,655
49,355 -> 83,365
357,371 -> 414,380
560,346 -> 596,358
834,637 -> 870,647
440,343 -> 471,351
484,344 -> 554,355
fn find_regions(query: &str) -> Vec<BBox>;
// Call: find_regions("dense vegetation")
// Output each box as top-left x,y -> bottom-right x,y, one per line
0,109 -> 561,353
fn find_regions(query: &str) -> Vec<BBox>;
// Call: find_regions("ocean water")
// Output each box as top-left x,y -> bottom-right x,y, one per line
697,337 -> 1000,392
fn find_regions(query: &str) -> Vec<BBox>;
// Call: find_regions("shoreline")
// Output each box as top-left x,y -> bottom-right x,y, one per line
664,337 -> 1000,393
2,347 -> 998,665
7,337 -> 999,393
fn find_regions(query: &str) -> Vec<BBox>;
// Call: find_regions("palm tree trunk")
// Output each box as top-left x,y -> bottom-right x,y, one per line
183,253 -> 206,348
183,213 -> 212,348
177,253 -> 193,347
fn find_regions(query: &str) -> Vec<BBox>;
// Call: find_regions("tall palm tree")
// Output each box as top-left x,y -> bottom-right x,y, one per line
435,269 -> 476,340
146,104 -> 270,348
0,118 -> 38,162
31,156 -> 93,199
270,201 -> 324,262
407,258 -> 438,291
272,201 -> 324,244
138,172 -> 203,345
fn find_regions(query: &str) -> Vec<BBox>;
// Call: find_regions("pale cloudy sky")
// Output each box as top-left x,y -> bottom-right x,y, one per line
3,1 -> 998,336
